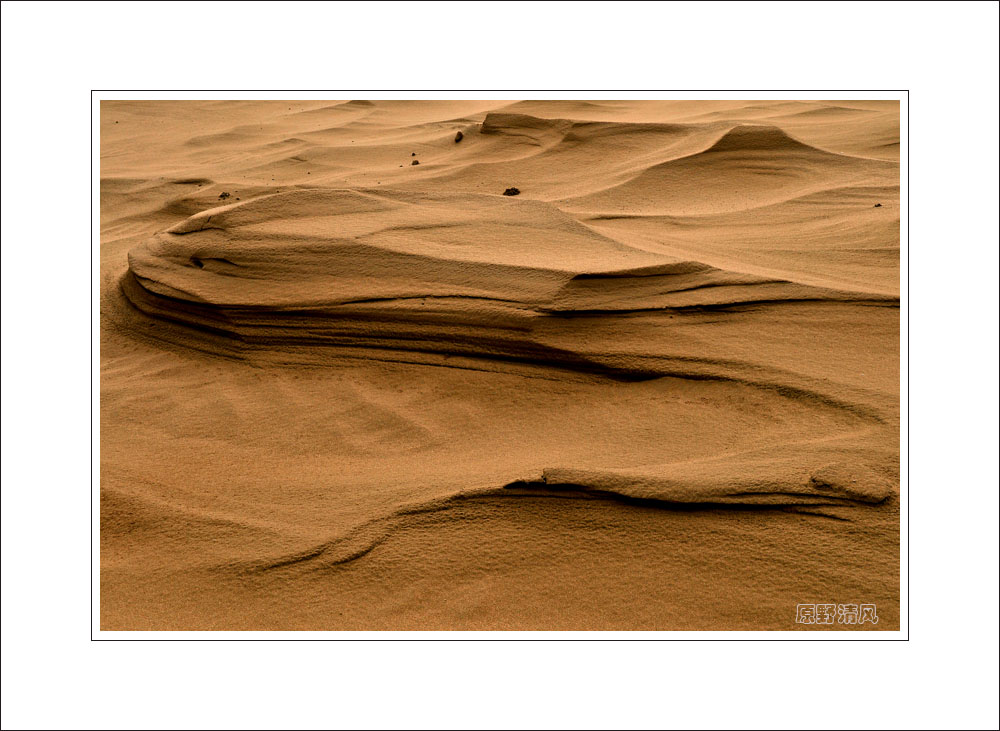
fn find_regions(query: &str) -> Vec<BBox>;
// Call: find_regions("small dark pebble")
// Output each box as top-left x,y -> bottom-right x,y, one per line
454,131 -> 464,143
412,160 -> 420,165
218,192 -> 231,200
873,203 -> 882,208
503,187 -> 520,196
411,152 -> 416,156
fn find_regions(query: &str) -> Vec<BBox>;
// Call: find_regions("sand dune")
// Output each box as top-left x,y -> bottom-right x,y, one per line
101,100 -> 899,630
558,124 -> 896,215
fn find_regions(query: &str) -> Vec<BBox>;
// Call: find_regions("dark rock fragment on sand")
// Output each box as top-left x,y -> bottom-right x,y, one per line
218,192 -> 231,200
503,187 -> 520,196
412,160 -> 420,165
455,131 -> 463,143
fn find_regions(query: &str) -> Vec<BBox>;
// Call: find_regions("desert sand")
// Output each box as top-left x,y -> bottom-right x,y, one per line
100,100 -> 899,630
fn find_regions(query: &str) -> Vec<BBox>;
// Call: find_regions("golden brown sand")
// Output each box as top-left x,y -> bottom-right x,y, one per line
100,100 -> 899,630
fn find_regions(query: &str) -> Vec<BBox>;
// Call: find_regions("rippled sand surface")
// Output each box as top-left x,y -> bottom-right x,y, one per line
100,100 -> 899,630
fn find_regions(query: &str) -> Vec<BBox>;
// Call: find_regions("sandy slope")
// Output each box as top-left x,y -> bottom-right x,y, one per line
100,100 -> 900,630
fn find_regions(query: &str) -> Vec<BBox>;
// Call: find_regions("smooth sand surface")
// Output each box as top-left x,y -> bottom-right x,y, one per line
100,100 -> 899,630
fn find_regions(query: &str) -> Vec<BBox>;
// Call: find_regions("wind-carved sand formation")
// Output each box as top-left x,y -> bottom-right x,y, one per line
101,100 -> 900,630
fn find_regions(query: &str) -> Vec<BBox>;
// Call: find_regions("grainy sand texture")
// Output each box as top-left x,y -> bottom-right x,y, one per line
100,100 -> 900,631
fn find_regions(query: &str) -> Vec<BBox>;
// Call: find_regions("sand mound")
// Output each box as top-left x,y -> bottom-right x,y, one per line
123,187 -> 894,388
